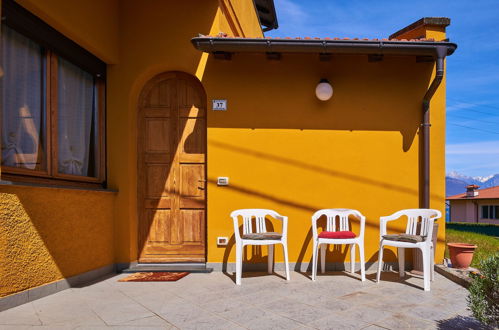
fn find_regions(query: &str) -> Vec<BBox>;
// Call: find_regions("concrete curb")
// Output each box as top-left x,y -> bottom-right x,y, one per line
435,264 -> 475,289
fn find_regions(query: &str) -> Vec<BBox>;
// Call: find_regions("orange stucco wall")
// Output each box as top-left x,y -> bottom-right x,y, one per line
0,185 -> 115,297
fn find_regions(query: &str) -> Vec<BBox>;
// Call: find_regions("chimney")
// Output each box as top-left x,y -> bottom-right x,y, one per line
466,185 -> 479,197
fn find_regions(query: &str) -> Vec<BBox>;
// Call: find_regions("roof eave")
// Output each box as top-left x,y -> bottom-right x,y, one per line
191,37 -> 457,57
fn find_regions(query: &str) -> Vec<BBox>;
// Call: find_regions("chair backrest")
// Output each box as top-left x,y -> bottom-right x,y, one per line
400,209 -> 442,236
230,209 -> 280,234
312,209 -> 361,232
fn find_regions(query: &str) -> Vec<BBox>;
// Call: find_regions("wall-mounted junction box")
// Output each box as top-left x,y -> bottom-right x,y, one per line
217,237 -> 228,246
217,177 -> 229,186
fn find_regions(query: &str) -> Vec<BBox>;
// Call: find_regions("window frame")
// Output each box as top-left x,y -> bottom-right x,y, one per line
1,0 -> 106,187
481,205 -> 499,220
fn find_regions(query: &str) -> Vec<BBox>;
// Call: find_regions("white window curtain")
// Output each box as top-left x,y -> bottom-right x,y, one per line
57,57 -> 95,177
1,26 -> 43,169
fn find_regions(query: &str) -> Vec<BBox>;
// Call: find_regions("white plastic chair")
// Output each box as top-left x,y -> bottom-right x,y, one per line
311,209 -> 366,281
230,209 -> 290,285
376,209 -> 442,291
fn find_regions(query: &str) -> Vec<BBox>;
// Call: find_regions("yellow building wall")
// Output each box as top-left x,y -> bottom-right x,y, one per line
202,52 -> 447,265
0,185 -> 115,297
218,0 -> 264,37
15,0 -> 120,63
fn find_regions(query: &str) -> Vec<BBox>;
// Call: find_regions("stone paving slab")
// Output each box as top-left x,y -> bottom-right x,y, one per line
0,270 -> 491,329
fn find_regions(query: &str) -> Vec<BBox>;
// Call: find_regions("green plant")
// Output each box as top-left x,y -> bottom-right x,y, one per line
467,254 -> 499,327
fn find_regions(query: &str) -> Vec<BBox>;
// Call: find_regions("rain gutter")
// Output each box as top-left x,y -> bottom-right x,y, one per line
191,37 -> 457,208
422,46 -> 448,208
191,37 -> 457,57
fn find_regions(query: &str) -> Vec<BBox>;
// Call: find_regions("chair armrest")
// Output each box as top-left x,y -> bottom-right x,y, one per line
281,216 -> 288,239
423,217 -> 436,243
359,215 -> 366,238
272,213 -> 288,239
231,215 -> 242,241
379,211 -> 405,237
311,212 -> 322,240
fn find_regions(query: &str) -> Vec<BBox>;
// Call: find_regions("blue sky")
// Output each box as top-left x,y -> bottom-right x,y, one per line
267,0 -> 499,177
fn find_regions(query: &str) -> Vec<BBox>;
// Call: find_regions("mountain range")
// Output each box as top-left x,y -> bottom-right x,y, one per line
446,171 -> 499,197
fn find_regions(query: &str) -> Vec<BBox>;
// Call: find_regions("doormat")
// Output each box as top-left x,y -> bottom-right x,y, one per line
118,272 -> 189,282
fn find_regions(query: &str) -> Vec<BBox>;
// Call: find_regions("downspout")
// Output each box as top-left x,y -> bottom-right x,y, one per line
422,46 -> 447,208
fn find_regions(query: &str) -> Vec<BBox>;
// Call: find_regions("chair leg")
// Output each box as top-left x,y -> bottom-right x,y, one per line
350,243 -> 356,274
359,242 -> 366,282
320,244 -> 326,274
312,241 -> 318,281
398,247 -> 405,278
283,242 -> 290,281
430,245 -> 435,281
268,244 -> 274,274
236,243 -> 243,285
422,247 -> 430,291
376,243 -> 384,283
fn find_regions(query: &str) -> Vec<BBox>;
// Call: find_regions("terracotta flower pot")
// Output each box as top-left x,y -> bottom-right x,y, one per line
447,243 -> 477,269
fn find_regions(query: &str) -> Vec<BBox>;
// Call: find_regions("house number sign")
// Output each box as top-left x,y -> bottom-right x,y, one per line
212,99 -> 227,111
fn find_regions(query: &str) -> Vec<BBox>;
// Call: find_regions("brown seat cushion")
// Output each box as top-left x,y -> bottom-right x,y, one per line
382,234 -> 426,243
242,232 -> 282,240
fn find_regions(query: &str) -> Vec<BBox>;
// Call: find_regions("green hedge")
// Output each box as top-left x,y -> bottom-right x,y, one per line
446,222 -> 499,237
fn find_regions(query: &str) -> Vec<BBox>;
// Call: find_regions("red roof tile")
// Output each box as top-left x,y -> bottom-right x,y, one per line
202,34 -> 438,43
447,186 -> 499,200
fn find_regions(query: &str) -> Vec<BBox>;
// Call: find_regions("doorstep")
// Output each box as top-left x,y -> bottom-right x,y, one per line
120,263 -> 213,273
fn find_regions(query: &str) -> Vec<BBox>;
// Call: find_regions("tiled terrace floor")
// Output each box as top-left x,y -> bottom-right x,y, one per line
0,270 -> 489,329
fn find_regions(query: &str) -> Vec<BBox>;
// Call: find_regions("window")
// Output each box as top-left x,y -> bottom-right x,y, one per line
1,0 -> 106,186
481,205 -> 499,220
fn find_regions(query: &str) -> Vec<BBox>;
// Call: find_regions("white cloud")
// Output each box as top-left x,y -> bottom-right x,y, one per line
446,102 -> 481,112
446,140 -> 499,155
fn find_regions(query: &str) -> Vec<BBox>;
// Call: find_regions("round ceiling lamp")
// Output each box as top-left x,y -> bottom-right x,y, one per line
315,79 -> 333,101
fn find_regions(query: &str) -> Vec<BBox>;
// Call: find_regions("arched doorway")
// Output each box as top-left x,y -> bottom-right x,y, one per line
137,72 -> 206,263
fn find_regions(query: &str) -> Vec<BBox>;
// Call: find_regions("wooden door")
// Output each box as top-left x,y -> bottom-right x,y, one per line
138,72 -> 206,263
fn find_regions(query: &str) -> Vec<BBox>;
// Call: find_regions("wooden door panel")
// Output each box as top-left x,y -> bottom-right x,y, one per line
178,79 -> 203,108
179,164 -> 205,198
179,117 -> 205,156
138,72 -> 206,263
143,108 -> 171,118
181,210 -> 205,244
145,119 -> 171,152
144,153 -> 172,163
147,209 -> 171,243
146,79 -> 174,108
179,105 -> 205,118
146,164 -> 173,198
144,199 -> 172,209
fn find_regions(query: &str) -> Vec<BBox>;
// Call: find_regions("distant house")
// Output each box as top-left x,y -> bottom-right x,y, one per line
447,185 -> 499,224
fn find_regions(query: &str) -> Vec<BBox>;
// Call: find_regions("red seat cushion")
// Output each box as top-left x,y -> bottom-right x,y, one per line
318,231 -> 356,239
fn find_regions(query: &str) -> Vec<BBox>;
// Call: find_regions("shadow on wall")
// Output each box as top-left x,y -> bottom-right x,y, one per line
207,162 -> 446,271
208,140 -> 443,201
202,53 -> 435,152
215,181 -> 406,272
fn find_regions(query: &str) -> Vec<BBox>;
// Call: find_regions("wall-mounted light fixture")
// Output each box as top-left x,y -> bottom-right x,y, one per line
315,78 -> 333,101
